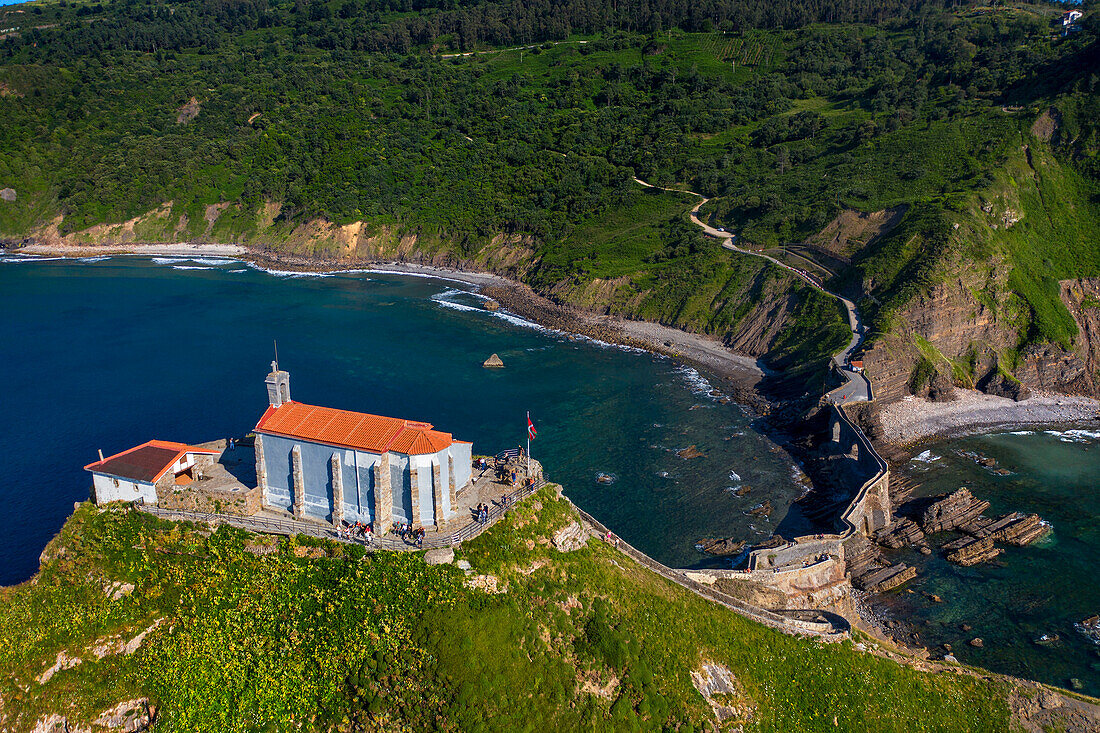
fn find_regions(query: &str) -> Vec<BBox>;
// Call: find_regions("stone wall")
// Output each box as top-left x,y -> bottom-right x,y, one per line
156,482 -> 263,516
829,404 -> 891,535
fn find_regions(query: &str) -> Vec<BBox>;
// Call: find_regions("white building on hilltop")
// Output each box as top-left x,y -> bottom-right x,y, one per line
253,363 -> 473,530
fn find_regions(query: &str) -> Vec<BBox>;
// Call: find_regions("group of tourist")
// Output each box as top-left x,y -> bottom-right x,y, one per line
392,521 -> 426,548
475,503 -> 490,524
337,520 -> 373,544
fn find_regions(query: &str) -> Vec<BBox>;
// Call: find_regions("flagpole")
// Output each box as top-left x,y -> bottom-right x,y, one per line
526,411 -> 531,476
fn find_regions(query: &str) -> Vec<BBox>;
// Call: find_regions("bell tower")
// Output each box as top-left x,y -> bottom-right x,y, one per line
265,360 -> 291,408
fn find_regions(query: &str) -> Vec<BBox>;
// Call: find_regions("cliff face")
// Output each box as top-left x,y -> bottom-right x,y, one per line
863,274 -> 1100,404
855,116 -> 1100,405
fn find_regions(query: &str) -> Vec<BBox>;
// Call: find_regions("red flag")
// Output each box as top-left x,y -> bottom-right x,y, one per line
527,414 -> 537,440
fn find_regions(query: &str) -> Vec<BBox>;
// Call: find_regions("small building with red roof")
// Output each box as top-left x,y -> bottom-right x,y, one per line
85,440 -> 221,506
253,362 -> 472,529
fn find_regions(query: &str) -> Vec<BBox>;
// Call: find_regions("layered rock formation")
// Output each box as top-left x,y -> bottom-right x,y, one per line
921,489 -> 990,535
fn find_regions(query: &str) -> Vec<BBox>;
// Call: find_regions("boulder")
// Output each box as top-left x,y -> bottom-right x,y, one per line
552,521 -> 587,552
921,489 -> 990,534
0,188 -> 15,202
424,548 -> 455,565
977,370 -> 1031,401
483,299 -> 500,311
696,538 -> 746,557
482,353 -> 504,368
969,637 -> 983,648
676,445 -> 704,459
927,371 -> 957,402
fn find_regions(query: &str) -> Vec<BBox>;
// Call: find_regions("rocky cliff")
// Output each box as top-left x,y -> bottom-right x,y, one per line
863,275 -> 1100,404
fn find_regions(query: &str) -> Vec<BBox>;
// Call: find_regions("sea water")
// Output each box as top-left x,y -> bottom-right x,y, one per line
0,255 -> 812,584
879,430 -> 1100,696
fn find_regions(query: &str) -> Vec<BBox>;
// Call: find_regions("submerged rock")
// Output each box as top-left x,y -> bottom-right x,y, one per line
482,353 -> 504,368
676,445 -> 705,459
696,538 -> 746,557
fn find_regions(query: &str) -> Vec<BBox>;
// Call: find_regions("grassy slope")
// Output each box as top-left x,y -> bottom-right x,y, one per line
0,490 -> 1012,732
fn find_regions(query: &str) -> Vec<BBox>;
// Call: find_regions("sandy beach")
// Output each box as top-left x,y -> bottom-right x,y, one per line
877,388 -> 1100,445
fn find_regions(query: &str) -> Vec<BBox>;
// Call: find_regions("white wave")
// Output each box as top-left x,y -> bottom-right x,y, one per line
152,255 -> 239,267
729,470 -> 741,482
364,267 -> 477,287
675,365 -> 713,395
228,269 -> 248,273
190,257 -> 238,266
171,265 -> 214,270
77,255 -> 110,263
492,309 -> 552,332
0,255 -> 67,263
911,450 -> 940,463
1045,429 -> 1100,442
432,298 -> 482,314
1006,430 -> 1034,436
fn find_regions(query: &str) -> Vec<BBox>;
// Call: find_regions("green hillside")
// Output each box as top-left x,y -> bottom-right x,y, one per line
0,489 -> 1020,731
0,0 -> 1097,376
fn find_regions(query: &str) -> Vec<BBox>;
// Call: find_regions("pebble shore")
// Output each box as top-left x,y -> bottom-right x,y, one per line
877,389 -> 1100,446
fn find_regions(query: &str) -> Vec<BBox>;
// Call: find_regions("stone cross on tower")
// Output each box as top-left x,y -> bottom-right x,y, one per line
265,360 -> 292,408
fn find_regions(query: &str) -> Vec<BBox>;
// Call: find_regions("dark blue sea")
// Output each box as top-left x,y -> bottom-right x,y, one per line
0,254 -> 810,584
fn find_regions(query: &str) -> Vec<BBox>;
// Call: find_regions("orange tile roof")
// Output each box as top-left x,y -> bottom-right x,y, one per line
84,440 -> 219,483
254,402 -> 458,455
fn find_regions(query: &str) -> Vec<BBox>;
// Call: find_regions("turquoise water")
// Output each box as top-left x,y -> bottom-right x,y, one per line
879,431 -> 1100,696
0,254 -> 812,585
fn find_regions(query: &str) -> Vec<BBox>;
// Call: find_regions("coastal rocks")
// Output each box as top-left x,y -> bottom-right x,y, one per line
748,500 -> 772,518
465,573 -> 504,593
991,513 -> 1051,546
482,353 -> 504,368
943,536 -> 1002,567
0,187 -> 15,202
37,651 -> 82,684
551,521 -> 587,552
1074,615 -> 1100,644
696,538 -> 746,557
92,699 -> 155,732
424,547 -> 455,565
483,299 -> 500,311
921,489 -> 990,534
690,662 -> 755,724
873,517 -> 925,549
104,581 -> 135,601
676,445 -> 705,459
857,564 -> 918,593
977,371 -> 1031,401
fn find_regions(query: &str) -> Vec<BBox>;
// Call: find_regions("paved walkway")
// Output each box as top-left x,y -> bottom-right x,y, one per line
140,473 -> 546,552
634,177 -> 872,404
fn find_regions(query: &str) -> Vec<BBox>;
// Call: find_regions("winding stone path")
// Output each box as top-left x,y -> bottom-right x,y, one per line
634,177 -> 871,404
